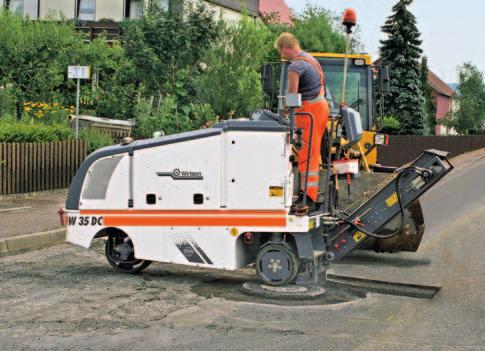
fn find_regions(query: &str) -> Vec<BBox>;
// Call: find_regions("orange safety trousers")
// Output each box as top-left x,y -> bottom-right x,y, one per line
295,97 -> 330,202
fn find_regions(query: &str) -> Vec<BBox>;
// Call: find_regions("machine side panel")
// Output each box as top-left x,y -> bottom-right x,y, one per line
224,131 -> 288,209
129,227 -> 237,269
132,136 -> 222,210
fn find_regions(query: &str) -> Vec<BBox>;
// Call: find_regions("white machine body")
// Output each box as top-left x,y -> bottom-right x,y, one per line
64,119 -> 317,270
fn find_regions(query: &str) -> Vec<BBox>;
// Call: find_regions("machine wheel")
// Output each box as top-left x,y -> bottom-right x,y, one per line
105,232 -> 151,274
256,244 -> 299,286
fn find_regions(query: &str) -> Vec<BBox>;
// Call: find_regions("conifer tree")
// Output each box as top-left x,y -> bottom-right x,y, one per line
380,0 -> 425,135
420,57 -> 437,135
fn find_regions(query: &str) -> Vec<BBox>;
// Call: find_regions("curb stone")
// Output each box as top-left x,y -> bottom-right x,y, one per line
1,229 -> 66,255
0,239 -> 7,254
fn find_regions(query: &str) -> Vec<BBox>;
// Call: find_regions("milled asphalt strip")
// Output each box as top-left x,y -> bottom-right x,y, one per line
0,229 -> 66,255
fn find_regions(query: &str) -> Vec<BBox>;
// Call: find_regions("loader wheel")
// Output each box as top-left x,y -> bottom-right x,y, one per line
256,244 -> 299,286
105,233 -> 151,274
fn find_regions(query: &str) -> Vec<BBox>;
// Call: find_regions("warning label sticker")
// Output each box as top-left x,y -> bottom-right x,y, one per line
385,192 -> 398,207
353,231 -> 366,243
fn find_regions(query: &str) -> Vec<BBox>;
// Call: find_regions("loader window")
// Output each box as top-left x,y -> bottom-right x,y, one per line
317,59 -> 371,130
324,67 -> 368,118
82,156 -> 122,200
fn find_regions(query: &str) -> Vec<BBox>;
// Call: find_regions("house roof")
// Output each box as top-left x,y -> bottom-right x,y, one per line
259,0 -> 293,24
207,0 -> 259,17
428,70 -> 455,97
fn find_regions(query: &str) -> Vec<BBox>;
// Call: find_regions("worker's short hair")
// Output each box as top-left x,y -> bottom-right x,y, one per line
274,32 -> 300,50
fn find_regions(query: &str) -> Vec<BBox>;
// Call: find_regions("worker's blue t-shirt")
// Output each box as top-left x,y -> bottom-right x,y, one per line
288,51 -> 322,101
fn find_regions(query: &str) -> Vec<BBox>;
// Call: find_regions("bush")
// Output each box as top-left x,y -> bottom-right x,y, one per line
0,121 -> 73,142
134,99 -> 217,139
189,103 -> 217,129
134,97 -> 191,138
79,128 -> 114,153
383,116 -> 400,129
381,116 -> 401,135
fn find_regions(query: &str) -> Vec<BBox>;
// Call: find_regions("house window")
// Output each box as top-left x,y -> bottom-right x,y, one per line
8,0 -> 24,14
158,0 -> 169,11
150,0 -> 169,11
77,0 -> 96,21
126,0 -> 143,19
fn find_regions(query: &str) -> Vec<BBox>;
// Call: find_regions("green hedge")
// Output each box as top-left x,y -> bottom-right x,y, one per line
79,128 -> 114,153
0,121 -> 73,143
0,122 -> 114,153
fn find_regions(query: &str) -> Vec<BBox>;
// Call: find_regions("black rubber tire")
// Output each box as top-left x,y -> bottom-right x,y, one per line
105,233 -> 151,274
256,244 -> 299,286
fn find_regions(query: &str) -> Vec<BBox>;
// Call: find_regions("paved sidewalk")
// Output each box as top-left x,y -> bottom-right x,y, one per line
0,191 -> 66,239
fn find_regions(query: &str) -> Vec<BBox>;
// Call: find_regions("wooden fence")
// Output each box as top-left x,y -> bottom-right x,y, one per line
0,140 -> 87,195
378,135 -> 485,166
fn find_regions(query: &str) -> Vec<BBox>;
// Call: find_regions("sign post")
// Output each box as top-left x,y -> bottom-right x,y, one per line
68,66 -> 90,139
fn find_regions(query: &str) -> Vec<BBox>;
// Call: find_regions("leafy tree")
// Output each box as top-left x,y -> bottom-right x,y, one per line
446,63 -> 485,134
0,10 -> 130,120
195,15 -> 271,118
0,10 -> 83,119
265,6 -> 356,60
197,6 -> 357,120
420,56 -> 437,135
380,0 -> 425,135
121,1 -> 221,104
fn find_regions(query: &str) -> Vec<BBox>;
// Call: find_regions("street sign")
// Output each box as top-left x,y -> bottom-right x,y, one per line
68,66 -> 90,80
68,66 -> 91,139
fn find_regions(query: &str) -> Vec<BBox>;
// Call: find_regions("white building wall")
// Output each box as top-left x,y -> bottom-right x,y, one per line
40,0 -> 76,19
21,0 -> 247,22
23,0 -> 38,18
96,0 -> 124,21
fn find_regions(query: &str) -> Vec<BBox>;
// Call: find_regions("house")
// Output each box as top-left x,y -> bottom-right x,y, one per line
428,70 -> 456,135
0,0 -> 260,22
259,0 -> 292,25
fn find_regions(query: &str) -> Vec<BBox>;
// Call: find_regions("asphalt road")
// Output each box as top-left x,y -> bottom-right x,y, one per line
0,153 -> 484,351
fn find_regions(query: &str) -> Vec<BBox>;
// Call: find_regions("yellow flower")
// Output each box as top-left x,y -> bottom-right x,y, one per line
24,107 -> 31,112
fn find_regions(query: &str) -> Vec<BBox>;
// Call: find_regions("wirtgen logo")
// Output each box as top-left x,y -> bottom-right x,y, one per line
157,168 -> 203,180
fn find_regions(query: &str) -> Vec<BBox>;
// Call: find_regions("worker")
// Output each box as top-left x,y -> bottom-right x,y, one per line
275,32 -> 330,205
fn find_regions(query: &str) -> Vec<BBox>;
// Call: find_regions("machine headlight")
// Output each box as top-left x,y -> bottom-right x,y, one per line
374,133 -> 389,146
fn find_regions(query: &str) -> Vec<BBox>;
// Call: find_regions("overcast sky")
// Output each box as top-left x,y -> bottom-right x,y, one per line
285,0 -> 485,83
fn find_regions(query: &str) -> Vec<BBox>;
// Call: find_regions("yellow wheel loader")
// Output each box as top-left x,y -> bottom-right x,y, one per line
261,53 -> 427,254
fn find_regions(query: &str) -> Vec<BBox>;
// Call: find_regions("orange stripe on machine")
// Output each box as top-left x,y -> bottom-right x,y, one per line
78,209 -> 288,227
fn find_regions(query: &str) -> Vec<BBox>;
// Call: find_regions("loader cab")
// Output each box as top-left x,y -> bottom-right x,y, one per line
312,53 -> 373,131
261,53 -> 379,131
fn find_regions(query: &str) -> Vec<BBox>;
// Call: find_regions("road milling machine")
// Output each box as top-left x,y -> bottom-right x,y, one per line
61,9 -> 453,286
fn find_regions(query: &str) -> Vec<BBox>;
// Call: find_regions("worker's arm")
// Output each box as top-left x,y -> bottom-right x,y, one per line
288,70 -> 300,94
